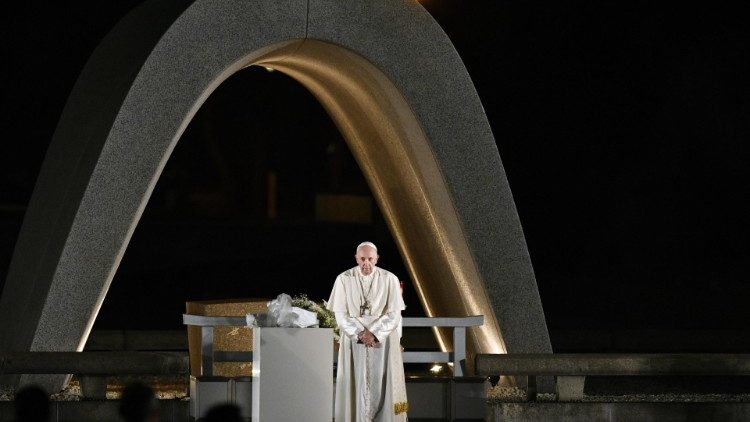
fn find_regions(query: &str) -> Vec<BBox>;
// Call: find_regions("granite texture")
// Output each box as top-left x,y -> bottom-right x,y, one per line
0,0 -> 551,392
490,402 -> 750,422
0,0 -> 306,392
185,299 -> 268,377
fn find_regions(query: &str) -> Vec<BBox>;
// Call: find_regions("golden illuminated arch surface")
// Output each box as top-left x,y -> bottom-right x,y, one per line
0,0 -> 550,391
256,40 -> 506,358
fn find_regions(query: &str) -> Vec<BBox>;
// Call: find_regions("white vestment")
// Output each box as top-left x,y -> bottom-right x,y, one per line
327,266 -> 408,422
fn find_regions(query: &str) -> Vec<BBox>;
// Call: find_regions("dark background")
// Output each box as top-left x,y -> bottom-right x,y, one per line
1,1 -> 748,351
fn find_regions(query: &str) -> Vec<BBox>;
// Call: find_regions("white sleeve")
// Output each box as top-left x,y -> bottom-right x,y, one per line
334,311 -> 365,340
326,275 -> 348,313
368,275 -> 405,341
368,311 -> 401,342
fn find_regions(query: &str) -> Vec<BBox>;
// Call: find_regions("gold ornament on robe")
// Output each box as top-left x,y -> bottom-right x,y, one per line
394,402 -> 409,415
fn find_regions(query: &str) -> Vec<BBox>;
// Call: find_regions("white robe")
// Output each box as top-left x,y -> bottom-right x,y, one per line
327,266 -> 408,422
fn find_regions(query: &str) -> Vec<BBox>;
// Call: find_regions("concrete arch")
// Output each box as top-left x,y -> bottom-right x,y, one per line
0,0 -> 550,389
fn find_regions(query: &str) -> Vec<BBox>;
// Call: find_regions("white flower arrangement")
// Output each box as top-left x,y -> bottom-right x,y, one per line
291,294 -> 340,341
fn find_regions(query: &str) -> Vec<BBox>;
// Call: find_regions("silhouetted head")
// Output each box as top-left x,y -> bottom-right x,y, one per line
14,385 -> 50,422
204,403 -> 242,422
118,381 -> 159,422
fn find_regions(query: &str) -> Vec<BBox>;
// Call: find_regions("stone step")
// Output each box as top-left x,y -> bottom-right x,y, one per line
489,402 -> 750,422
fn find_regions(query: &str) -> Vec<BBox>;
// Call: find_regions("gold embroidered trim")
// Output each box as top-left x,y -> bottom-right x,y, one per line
394,402 -> 409,414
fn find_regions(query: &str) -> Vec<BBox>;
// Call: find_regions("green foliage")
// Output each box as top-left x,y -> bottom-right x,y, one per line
291,294 -> 340,341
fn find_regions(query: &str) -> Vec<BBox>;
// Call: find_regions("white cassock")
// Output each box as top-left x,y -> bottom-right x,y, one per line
327,266 -> 408,422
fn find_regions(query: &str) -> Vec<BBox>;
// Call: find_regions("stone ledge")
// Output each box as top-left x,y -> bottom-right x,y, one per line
489,402 -> 750,422
0,400 -> 188,422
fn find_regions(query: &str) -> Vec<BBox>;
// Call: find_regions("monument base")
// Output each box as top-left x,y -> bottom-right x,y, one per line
185,298 -> 267,377
252,327 -> 333,422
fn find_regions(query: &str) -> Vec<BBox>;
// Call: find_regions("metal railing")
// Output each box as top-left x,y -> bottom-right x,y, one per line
183,314 -> 484,377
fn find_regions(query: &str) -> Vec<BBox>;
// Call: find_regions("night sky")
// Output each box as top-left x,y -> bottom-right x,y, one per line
1,1 -> 749,351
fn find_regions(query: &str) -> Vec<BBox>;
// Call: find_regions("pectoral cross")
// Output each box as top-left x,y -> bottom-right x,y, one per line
360,300 -> 370,316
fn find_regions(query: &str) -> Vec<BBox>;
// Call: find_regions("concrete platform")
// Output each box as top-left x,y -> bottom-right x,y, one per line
489,402 -> 750,422
4,394 -> 750,421
188,375 -> 487,421
0,376 -> 487,421
0,400 -> 188,422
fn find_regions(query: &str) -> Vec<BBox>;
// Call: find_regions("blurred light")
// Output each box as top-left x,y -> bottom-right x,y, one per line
430,364 -> 443,374
263,66 -> 275,72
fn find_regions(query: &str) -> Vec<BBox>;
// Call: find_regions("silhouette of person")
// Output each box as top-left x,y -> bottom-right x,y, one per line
118,381 -> 159,422
204,403 -> 242,422
14,385 -> 50,422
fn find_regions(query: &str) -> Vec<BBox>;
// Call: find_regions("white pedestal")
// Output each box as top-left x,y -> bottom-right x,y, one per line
252,327 -> 333,422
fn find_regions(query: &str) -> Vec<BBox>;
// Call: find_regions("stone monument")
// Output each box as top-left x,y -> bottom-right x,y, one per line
0,0 -> 551,391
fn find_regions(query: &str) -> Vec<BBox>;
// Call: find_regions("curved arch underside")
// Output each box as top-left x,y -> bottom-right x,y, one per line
0,0 -> 550,390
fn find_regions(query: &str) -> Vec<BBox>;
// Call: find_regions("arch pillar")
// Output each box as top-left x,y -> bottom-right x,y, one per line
0,0 -> 550,391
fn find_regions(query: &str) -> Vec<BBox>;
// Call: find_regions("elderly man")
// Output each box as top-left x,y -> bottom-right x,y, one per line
327,242 -> 408,421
